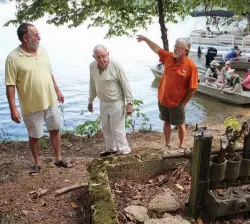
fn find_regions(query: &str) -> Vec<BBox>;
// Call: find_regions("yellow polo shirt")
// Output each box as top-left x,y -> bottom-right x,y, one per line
5,46 -> 57,115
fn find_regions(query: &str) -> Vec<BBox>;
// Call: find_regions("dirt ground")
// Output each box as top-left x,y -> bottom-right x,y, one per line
0,113 -> 249,224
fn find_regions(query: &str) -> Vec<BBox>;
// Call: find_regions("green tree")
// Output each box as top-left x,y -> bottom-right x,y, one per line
5,0 -> 192,50
188,0 -> 250,32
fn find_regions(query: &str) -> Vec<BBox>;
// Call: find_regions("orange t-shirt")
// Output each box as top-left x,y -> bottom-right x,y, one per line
158,49 -> 198,107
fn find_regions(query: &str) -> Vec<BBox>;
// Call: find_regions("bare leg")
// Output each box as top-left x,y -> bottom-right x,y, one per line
49,130 -> 62,162
49,130 -> 73,167
178,123 -> 186,147
163,121 -> 171,146
29,136 -> 40,166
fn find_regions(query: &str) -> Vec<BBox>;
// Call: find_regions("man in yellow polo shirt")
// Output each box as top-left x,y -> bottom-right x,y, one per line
5,23 -> 73,175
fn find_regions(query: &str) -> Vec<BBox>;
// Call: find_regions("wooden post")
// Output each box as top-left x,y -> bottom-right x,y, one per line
243,132 -> 250,159
188,132 -> 213,219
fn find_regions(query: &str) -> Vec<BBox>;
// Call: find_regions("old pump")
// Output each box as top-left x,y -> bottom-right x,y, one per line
162,121 -> 250,222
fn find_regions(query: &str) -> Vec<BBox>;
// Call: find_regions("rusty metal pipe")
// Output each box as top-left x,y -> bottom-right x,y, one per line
162,147 -> 243,160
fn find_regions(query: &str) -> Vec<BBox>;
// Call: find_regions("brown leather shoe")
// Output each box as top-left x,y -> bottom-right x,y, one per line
99,151 -> 118,157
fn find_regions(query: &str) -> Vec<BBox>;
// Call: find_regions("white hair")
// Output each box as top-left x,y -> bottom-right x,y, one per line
176,38 -> 191,55
93,44 -> 107,53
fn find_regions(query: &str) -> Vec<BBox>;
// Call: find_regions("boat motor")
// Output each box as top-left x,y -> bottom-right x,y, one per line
206,47 -> 217,66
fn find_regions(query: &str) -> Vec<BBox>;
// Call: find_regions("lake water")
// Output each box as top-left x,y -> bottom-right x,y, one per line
0,2 -> 249,140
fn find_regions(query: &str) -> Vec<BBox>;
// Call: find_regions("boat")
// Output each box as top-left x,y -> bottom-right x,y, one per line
151,63 -> 164,79
189,34 -> 250,60
189,10 -> 248,38
189,48 -> 250,70
214,55 -> 250,71
198,74 -> 250,105
217,60 -> 250,70
188,10 -> 250,57
150,64 -> 250,105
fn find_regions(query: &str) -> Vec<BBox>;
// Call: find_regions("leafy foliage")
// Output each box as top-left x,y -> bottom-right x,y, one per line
188,0 -> 250,17
76,116 -> 101,137
5,0 -> 250,49
224,116 -> 241,131
125,99 -> 151,132
76,99 -> 151,137
5,0 -> 192,49
39,136 -> 48,149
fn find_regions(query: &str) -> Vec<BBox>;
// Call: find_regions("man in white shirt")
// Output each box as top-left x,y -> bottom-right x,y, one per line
88,45 -> 133,157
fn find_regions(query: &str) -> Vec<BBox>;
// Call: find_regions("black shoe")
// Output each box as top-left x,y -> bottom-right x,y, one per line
99,151 -> 118,157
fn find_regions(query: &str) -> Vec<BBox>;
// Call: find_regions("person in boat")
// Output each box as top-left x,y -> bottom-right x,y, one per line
219,69 -> 242,93
223,45 -> 241,61
136,35 -> 198,150
219,61 -> 231,84
241,68 -> 250,91
204,60 -> 220,88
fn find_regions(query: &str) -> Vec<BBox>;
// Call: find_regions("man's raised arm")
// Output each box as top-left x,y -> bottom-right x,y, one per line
137,35 -> 162,54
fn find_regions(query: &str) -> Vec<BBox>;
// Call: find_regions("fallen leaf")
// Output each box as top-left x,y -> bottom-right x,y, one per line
22,210 -> 30,216
71,202 -> 78,208
41,201 -> 48,207
175,183 -> 184,191
197,218 -> 203,224
134,154 -> 141,159
146,179 -> 154,184
37,189 -> 48,197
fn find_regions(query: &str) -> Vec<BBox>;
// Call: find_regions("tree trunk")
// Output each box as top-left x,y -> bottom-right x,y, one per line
157,0 -> 168,50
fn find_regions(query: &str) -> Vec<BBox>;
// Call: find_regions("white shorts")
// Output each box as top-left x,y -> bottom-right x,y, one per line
22,105 -> 61,138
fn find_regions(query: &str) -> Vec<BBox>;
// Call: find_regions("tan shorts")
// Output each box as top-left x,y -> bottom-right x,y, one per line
22,105 -> 61,138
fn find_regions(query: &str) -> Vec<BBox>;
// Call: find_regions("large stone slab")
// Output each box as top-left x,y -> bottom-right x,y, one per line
124,205 -> 149,222
87,152 -> 186,224
148,191 -> 180,212
145,213 -> 191,224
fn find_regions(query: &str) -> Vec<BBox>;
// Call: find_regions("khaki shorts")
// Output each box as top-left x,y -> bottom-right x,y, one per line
158,102 -> 185,125
22,105 -> 61,138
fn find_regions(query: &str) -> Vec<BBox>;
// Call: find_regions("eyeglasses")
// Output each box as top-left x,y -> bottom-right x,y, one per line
174,45 -> 185,50
27,33 -> 40,39
95,54 -> 108,60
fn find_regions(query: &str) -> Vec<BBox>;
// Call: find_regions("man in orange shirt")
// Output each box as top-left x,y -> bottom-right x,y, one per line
137,35 -> 198,149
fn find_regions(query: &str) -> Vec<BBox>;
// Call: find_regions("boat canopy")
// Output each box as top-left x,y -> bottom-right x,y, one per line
190,10 -> 235,18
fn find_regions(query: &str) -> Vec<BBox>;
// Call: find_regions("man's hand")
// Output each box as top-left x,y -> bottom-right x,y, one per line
88,103 -> 94,113
56,90 -> 64,104
180,102 -> 186,108
126,104 -> 133,116
11,108 -> 21,123
136,35 -> 147,42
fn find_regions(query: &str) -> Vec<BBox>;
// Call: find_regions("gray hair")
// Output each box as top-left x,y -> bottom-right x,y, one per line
93,44 -> 107,53
176,38 -> 191,56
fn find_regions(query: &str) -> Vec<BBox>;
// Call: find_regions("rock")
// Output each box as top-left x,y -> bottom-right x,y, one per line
124,205 -> 149,222
145,213 -> 191,224
148,191 -> 180,212
22,210 -> 40,219
22,210 -> 30,216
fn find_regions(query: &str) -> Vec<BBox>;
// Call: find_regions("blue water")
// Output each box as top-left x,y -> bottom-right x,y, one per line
0,2 -> 211,140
